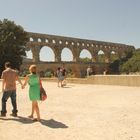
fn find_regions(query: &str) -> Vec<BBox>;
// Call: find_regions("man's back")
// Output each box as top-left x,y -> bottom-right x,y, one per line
1,68 -> 18,91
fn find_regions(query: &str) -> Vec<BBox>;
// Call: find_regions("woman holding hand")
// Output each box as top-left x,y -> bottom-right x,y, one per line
23,65 -> 41,121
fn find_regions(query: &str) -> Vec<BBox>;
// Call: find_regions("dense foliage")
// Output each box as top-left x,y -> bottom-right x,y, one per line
120,49 -> 140,73
0,19 -> 28,75
109,49 -> 140,74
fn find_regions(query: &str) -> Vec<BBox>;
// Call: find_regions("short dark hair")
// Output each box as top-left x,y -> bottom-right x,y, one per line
5,62 -> 11,68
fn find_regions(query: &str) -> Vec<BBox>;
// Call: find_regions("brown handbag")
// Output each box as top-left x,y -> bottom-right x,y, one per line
40,80 -> 47,101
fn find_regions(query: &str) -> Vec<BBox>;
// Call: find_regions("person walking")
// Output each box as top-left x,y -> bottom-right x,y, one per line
56,67 -> 64,87
0,62 -> 23,117
61,67 -> 67,86
22,65 -> 41,121
86,66 -> 92,77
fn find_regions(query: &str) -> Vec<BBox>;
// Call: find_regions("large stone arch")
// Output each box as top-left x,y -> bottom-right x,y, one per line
79,48 -> 92,62
39,46 -> 55,62
61,47 -> 73,61
97,49 -> 105,63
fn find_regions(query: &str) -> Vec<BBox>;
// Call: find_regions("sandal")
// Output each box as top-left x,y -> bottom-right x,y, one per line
33,118 -> 40,122
28,115 -> 33,118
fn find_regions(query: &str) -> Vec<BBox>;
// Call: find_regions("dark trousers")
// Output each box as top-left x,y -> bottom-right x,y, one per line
1,90 -> 18,114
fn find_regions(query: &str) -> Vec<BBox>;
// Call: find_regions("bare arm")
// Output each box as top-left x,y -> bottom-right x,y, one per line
22,76 -> 29,89
2,79 -> 5,92
1,72 -> 5,92
16,76 -> 23,86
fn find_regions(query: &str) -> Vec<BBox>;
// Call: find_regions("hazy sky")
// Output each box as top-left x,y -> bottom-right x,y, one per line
0,0 -> 140,60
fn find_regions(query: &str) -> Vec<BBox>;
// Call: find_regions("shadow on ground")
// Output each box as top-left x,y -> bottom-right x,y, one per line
0,116 -> 68,129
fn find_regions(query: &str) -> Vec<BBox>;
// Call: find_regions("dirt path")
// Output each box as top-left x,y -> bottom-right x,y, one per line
0,81 -> 140,140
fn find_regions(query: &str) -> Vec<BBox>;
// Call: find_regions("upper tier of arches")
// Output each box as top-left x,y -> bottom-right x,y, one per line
25,32 -> 135,63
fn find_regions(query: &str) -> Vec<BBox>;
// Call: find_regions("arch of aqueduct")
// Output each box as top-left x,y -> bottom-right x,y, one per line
21,32 -> 135,77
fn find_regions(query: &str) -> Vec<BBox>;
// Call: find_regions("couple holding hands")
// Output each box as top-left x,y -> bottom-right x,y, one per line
1,62 -> 42,122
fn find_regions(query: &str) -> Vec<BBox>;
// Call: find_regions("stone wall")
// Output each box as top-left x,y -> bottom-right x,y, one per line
20,62 -> 109,77
42,75 -> 140,87
26,32 -> 135,64
86,75 -> 140,86
22,32 -> 135,78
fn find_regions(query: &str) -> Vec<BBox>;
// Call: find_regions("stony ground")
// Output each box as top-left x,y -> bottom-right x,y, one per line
0,81 -> 140,140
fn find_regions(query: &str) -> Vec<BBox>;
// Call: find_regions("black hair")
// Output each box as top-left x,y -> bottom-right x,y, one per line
5,62 -> 11,68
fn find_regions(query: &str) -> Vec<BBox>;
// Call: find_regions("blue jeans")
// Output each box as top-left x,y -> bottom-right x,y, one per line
1,90 -> 18,114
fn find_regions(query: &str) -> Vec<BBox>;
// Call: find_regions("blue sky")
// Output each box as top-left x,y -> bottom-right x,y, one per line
0,0 -> 140,60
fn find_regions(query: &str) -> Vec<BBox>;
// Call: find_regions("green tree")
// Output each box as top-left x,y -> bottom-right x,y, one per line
110,53 -> 119,62
109,50 -> 133,74
120,49 -> 140,73
0,19 -> 28,75
80,57 -> 92,62
109,59 -> 120,74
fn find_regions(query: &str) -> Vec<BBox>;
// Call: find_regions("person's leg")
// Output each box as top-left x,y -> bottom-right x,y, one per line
33,101 -> 40,121
58,79 -> 60,87
1,91 -> 11,116
28,102 -> 34,118
60,80 -> 63,87
10,90 -> 18,116
36,102 -> 40,121
63,78 -> 67,86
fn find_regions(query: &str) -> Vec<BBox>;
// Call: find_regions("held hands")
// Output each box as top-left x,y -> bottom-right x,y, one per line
20,82 -> 25,89
21,84 -> 25,89
20,76 -> 28,90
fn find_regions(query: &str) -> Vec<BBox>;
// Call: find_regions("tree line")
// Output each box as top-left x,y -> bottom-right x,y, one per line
109,49 -> 140,74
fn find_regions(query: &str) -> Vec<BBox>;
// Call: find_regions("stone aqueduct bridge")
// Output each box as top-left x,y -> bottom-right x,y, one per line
21,32 -> 135,77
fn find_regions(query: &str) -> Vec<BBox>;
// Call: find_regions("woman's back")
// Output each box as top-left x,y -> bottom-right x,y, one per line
28,74 -> 40,101
28,74 -> 39,86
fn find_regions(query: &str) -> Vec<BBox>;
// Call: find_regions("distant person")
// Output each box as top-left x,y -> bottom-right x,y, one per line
56,67 -> 64,87
86,66 -> 92,77
22,65 -> 41,121
0,62 -> 23,117
61,67 -> 67,86
103,69 -> 108,75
